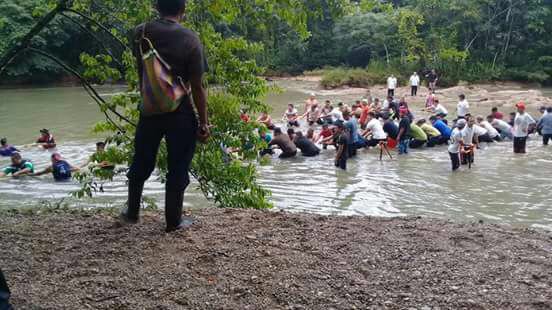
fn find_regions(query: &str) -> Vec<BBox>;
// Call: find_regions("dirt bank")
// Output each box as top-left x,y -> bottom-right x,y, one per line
1,208 -> 551,309
273,76 -> 552,117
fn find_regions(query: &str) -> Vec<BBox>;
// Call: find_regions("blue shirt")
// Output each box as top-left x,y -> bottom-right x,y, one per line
432,120 -> 452,139
0,145 -> 18,157
345,118 -> 360,143
538,113 -> 552,135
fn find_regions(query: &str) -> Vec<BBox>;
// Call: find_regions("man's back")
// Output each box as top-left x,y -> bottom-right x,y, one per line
134,19 -> 207,85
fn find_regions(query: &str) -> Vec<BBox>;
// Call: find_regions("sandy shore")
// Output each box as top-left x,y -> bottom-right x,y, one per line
273,76 -> 552,118
1,208 -> 551,309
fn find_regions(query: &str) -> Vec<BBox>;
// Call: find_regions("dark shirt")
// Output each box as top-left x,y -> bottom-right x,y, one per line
427,72 -> 438,83
336,132 -> 350,160
294,137 -> 320,156
270,134 -> 297,154
398,117 -> 412,141
383,121 -> 399,140
134,19 -> 208,114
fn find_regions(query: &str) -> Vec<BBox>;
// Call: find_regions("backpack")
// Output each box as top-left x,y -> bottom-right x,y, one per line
139,23 -> 190,116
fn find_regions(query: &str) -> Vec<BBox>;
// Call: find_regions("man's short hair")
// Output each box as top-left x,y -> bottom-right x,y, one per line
157,0 -> 187,16
547,107 -> 552,113
429,116 -> 437,122
492,107 -> 498,112
459,94 -> 465,100
273,128 -> 282,135
0,138 -> 6,145
96,141 -> 106,147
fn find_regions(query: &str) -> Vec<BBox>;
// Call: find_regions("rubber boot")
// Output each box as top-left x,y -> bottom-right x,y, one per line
120,180 -> 143,224
165,190 -> 194,233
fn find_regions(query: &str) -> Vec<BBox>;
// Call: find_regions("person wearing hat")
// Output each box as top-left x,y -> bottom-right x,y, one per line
0,153 -> 34,178
409,72 -> 420,96
333,121 -> 349,170
32,153 -> 80,181
513,102 -> 536,154
0,138 -> 18,157
36,129 -> 56,149
448,119 -> 466,171
396,107 -> 412,155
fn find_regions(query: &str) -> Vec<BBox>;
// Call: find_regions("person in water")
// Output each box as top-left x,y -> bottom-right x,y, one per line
512,102 -> 536,154
333,121 -> 349,170
317,123 -> 335,149
448,119 -> 465,171
396,107 -> 412,155
294,131 -> 320,157
429,116 -> 451,145
36,129 -> 56,149
537,107 -> 552,145
123,0 -> 210,232
491,107 -> 504,120
417,119 -> 442,147
283,104 -> 300,127
362,112 -> 387,148
32,153 -> 80,181
0,138 -> 18,157
257,111 -> 274,130
270,128 -> 297,159
0,153 -> 34,178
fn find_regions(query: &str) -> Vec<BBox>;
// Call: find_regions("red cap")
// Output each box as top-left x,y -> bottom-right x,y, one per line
516,102 -> 526,110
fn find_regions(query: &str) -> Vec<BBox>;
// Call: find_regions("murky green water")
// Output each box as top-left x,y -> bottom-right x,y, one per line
0,83 -> 551,230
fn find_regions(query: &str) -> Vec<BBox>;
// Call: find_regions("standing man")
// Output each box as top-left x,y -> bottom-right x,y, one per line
0,269 -> 12,310
513,102 -> 536,154
334,121 -> 349,170
387,74 -> 398,98
457,94 -> 470,120
122,0 -> 210,232
409,72 -> 420,96
448,120 -> 465,171
426,69 -> 438,92
537,107 -> 552,145
396,107 -> 411,155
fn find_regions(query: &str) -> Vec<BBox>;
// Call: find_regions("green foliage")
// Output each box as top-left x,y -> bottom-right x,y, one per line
54,0 -> 310,209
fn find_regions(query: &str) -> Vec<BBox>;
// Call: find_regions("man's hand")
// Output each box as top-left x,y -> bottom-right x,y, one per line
197,123 -> 211,143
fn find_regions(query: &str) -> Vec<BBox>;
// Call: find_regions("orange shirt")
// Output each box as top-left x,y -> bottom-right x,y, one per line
359,106 -> 371,126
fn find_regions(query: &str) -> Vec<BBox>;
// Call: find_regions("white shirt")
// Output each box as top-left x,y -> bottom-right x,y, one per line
513,112 -> 536,137
410,74 -> 420,87
366,119 -> 387,140
461,126 -> 475,145
480,121 -> 500,138
434,104 -> 448,115
473,124 -> 488,137
387,77 -> 397,90
330,108 -> 343,122
457,100 -> 470,117
448,128 -> 463,153
286,108 -> 298,117
491,119 -> 512,134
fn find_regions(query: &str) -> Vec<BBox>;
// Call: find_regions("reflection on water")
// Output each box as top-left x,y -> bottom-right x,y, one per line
0,84 -> 551,230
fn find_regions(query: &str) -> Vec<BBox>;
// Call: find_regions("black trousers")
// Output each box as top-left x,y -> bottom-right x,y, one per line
543,134 -> 552,145
513,136 -> 527,153
0,269 -> 11,310
411,86 -> 418,96
478,133 -> 494,143
409,139 -> 426,149
449,152 -> 460,171
128,103 -> 198,198
335,157 -> 347,170
388,89 -> 395,97
279,150 -> 297,159
426,135 -> 443,147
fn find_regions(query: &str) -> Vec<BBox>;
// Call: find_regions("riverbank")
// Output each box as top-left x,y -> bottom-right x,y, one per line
1,208 -> 551,309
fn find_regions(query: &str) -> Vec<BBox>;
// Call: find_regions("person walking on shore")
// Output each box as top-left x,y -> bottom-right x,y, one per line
512,102 -> 535,154
426,69 -> 438,92
409,72 -> 420,96
387,74 -> 398,98
122,0 -> 210,232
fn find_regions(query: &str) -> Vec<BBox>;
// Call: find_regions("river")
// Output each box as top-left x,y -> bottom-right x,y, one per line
1,82 -> 551,230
